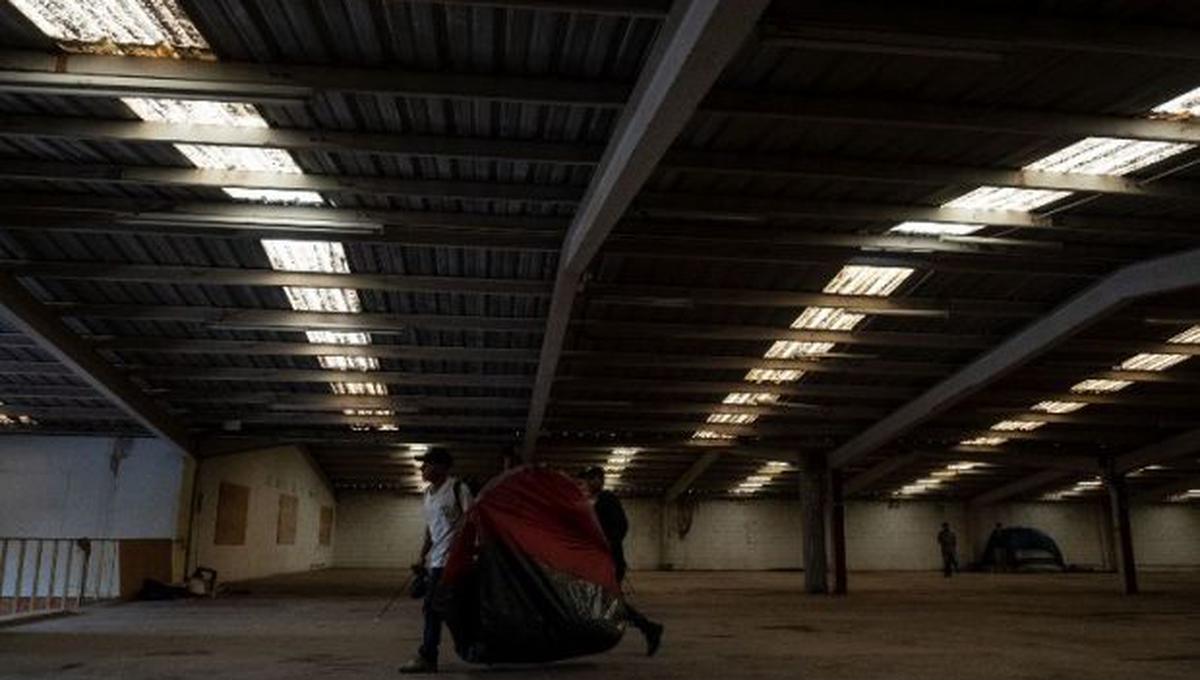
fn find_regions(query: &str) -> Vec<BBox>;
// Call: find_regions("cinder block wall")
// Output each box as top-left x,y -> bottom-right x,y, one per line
332,491 -> 1200,572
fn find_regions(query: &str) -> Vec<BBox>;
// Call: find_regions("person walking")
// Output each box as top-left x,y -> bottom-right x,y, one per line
937,522 -> 959,578
577,467 -> 664,656
400,448 -> 472,674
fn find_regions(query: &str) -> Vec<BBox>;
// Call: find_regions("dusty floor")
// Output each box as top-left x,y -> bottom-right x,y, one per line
2,569 -> 1199,679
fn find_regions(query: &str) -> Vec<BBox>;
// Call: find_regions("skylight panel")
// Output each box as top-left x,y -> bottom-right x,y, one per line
943,186 -> 1071,212
1169,325 -> 1200,344
1153,86 -> 1200,116
1071,378 -> 1132,394
791,306 -> 864,330
603,447 -> 639,488
744,368 -> 805,383
10,0 -> 209,54
1025,137 -> 1191,176
823,265 -> 913,296
224,188 -> 324,205
1031,400 -> 1087,414
990,420 -> 1046,432
732,461 -> 791,495
1119,352 -> 1189,372
0,414 -> 37,427
318,355 -> 380,372
723,392 -> 779,406
888,221 -> 985,236
262,240 -> 352,274
175,144 -> 303,173
122,98 -> 268,128
960,436 -> 1008,447
331,382 -> 388,396
306,330 -> 372,345
763,340 -> 836,360
344,409 -> 394,417
707,413 -> 758,425
283,287 -> 362,313
692,430 -> 735,440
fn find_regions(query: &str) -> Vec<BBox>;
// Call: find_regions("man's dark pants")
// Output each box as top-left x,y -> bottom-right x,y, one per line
942,552 -> 958,577
617,563 -> 655,631
419,567 -> 444,663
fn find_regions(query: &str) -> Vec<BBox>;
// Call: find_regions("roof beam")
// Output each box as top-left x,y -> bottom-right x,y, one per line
1115,427 -> 1200,473
553,378 -> 916,401
92,337 -> 541,363
0,115 -> 598,166
138,367 -> 533,388
522,0 -> 772,459
166,392 -> 528,411
828,247 -> 1200,470
50,304 -> 543,333
968,469 -> 1077,507
700,92 -> 1200,145
579,321 -> 993,349
761,2 -> 1200,62
632,193 -> 1200,241
0,160 -> 582,203
0,50 -> 627,107
3,260 -> 552,297
1135,475 -> 1200,502
0,274 -> 191,452
659,150 -> 1200,201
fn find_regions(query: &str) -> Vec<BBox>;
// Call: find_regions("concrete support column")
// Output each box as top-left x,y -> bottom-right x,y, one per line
1102,462 -> 1139,595
830,467 -> 848,595
800,453 -> 829,594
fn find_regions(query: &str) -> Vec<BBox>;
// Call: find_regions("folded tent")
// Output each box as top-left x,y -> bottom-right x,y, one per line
436,466 -> 626,664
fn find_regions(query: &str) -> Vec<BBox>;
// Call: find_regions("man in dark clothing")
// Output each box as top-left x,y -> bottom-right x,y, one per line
937,522 -> 959,578
578,467 -> 664,656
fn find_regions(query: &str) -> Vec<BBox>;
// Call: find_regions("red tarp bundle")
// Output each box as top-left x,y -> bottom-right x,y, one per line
437,466 -> 625,663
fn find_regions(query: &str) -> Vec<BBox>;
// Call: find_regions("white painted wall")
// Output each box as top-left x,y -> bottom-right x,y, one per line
191,445 -> 335,582
331,490 -> 1200,572
0,435 -> 185,539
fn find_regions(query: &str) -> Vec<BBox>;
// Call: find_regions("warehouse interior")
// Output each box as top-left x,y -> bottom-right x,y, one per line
1,0 -> 1200,678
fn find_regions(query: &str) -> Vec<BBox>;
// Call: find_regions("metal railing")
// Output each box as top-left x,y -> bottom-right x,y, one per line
0,537 -> 120,622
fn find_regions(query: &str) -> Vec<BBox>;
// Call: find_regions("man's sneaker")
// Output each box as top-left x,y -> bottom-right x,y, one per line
398,657 -> 437,674
643,622 -> 664,657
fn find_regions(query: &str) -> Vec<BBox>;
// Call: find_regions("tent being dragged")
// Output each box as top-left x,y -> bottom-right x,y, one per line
435,466 -> 625,664
977,526 -> 1066,572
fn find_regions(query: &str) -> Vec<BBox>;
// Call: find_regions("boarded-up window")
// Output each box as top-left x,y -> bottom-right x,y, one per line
276,494 -> 298,545
318,505 -> 334,546
214,482 -> 250,546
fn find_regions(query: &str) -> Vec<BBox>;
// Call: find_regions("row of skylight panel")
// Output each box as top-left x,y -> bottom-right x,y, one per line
13,1 -> 394,424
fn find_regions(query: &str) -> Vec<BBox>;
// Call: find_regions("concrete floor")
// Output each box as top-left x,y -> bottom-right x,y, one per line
2,569 -> 1199,679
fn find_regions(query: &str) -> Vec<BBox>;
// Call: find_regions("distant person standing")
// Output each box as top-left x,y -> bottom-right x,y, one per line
577,467 -> 664,656
937,522 -> 959,577
400,448 -> 472,674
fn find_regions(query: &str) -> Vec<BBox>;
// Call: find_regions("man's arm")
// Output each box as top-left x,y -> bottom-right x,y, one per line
416,528 -> 432,569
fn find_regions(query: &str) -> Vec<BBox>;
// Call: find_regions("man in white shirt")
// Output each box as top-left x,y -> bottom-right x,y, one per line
400,448 -> 472,674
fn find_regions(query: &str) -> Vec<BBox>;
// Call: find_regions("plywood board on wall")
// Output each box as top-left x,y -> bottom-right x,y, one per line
319,506 -> 334,546
214,482 -> 250,546
277,494 -> 298,545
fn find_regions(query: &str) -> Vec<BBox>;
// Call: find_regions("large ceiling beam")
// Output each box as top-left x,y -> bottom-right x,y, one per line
50,304 -> 544,333
0,275 -> 191,452
579,321 -> 993,349
828,247 -> 1200,470
1114,427 -> 1200,474
1135,475 -> 1200,502
0,50 -> 627,107
0,115 -> 598,166
522,0 -> 772,459
968,469 -> 1077,507
665,451 -> 722,501
3,260 -> 552,297
700,92 -> 1200,145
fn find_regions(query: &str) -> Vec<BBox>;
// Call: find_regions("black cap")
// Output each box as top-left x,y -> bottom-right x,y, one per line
416,448 -> 453,467
577,465 -> 604,480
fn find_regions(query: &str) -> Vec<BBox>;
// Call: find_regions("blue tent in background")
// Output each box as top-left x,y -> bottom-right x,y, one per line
978,527 -> 1066,571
